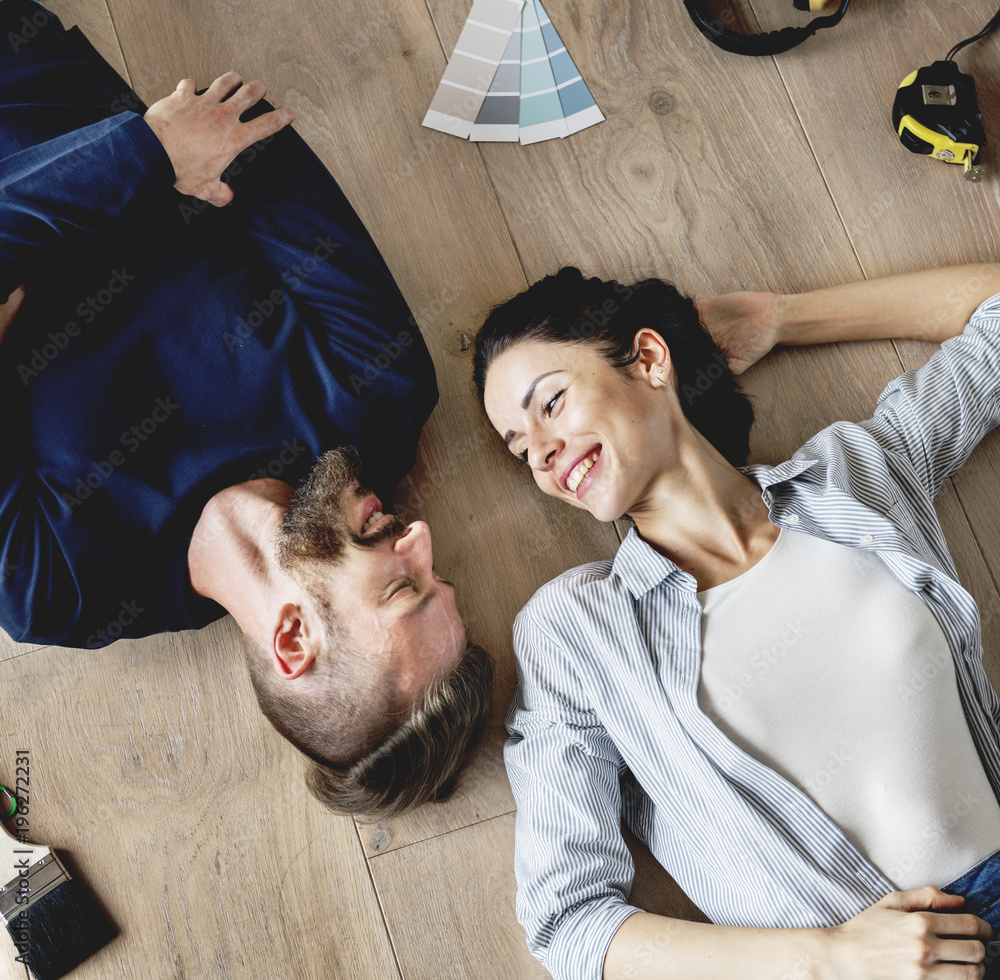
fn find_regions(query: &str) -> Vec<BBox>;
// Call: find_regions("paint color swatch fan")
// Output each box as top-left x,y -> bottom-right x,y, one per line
423,0 -> 604,144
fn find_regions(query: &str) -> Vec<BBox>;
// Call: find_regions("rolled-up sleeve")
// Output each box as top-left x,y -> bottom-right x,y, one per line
858,290 -> 1000,499
505,607 -> 641,980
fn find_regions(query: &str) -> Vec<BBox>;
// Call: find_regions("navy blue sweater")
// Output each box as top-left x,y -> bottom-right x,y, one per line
0,112 -> 437,648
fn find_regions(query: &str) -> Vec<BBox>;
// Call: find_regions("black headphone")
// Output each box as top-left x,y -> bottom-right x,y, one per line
683,0 -> 851,56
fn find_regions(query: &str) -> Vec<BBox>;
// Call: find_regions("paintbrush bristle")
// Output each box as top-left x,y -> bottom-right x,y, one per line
4,875 -> 116,980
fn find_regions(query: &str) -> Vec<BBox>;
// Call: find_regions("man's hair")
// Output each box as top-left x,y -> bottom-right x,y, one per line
473,266 -> 754,467
243,446 -> 494,815
244,630 -> 493,818
306,640 -> 493,816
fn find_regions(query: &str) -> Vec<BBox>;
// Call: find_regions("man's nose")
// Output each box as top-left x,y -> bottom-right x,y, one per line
393,521 -> 433,571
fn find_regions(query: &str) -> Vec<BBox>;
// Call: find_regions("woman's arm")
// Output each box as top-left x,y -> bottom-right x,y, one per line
698,263 -> 1000,374
604,886 -> 991,980
777,263 -> 1000,348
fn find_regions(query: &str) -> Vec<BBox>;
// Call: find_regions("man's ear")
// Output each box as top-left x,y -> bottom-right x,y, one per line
632,328 -> 673,388
271,602 -> 319,680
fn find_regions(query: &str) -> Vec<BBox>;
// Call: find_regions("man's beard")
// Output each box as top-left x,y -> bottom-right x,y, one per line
277,446 -> 408,569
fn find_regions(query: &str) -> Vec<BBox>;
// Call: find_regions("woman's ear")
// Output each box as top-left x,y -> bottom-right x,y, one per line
632,328 -> 673,388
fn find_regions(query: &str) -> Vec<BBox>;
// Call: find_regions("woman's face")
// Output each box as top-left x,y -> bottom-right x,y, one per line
482,336 -> 675,522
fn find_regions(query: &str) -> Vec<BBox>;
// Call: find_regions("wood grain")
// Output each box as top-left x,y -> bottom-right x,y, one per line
46,0 -> 129,82
772,0 -> 1000,276
428,0 -> 863,296
0,617 -> 401,980
370,812 -> 551,980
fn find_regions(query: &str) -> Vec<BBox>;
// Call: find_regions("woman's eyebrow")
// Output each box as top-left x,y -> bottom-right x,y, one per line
503,370 -> 565,446
521,370 -> 562,409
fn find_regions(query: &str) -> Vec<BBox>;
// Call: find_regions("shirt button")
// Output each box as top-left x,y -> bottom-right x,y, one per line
785,514 -> 800,525
860,534 -> 874,546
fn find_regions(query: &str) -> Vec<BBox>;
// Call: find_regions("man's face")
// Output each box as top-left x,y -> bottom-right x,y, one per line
279,449 -> 466,698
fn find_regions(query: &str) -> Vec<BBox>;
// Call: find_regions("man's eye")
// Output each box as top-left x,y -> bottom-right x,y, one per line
388,579 -> 413,598
518,449 -> 528,464
544,390 -> 565,415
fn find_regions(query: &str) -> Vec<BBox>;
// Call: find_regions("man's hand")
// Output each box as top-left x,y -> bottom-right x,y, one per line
143,72 -> 295,207
0,285 -> 26,347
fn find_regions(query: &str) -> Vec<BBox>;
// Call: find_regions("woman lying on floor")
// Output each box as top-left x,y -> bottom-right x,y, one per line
474,262 -> 1000,980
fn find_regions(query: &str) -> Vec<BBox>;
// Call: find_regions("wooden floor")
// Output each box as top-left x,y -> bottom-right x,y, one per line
2,0 -> 1000,977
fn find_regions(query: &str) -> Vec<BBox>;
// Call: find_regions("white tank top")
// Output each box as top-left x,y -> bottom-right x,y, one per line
696,527 -> 1000,890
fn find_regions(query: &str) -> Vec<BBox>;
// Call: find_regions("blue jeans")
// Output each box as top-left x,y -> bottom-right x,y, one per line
940,848 -> 1000,976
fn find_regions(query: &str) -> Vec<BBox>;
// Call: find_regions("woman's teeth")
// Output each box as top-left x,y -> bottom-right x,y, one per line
567,453 -> 599,493
364,510 -> 383,531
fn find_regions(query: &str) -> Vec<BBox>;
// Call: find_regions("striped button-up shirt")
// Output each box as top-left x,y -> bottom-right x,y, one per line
505,292 -> 1000,980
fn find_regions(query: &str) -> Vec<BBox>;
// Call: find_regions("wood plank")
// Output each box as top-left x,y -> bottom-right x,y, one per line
624,825 -> 709,925
0,635 -> 42,664
0,617 -> 401,980
428,0 -> 862,295
370,812 -> 550,980
46,0 -> 129,83
772,0 -> 1000,275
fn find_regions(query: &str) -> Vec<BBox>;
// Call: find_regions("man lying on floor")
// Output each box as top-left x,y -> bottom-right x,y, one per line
0,0 -> 491,815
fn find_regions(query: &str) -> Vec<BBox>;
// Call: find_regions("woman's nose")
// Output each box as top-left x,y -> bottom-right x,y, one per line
528,435 -> 561,471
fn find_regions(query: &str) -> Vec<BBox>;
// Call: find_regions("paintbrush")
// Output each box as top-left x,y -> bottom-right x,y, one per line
1,785 -> 116,980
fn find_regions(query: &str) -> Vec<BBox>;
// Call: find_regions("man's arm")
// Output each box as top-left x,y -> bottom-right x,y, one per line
698,263 -> 1000,374
0,73 -> 294,304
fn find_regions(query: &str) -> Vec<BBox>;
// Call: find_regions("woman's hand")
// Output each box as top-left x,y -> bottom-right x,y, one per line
696,290 -> 783,375
822,886 -> 992,979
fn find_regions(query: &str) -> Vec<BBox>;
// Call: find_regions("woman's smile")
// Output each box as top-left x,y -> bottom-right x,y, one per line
482,337 -> 677,523
564,447 -> 601,496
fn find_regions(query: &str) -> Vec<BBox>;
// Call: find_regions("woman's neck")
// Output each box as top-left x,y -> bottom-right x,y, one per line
629,432 -> 778,591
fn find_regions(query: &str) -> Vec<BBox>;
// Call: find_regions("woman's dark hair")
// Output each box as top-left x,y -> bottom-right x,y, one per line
472,267 -> 754,466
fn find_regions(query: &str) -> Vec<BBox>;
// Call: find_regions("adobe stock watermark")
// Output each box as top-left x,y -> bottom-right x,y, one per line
804,741 -> 858,796
680,350 -> 731,406
885,790 -> 982,882
60,395 -> 180,509
6,3 -> 53,53
702,619 -> 812,721
85,599 -> 146,649
178,131 -> 281,225
394,432 -> 482,518
897,646 -> 952,704
350,331 -> 416,395
222,235 -> 340,352
245,438 -> 309,481
567,282 -> 636,342
17,268 -> 135,385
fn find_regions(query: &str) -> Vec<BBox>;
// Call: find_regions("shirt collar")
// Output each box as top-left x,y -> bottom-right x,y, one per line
612,456 -> 819,598
738,456 -> 817,488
